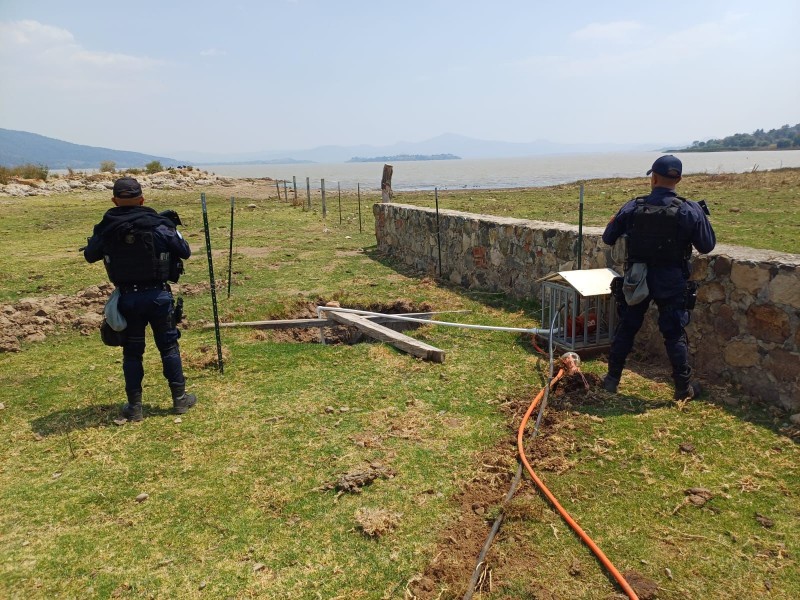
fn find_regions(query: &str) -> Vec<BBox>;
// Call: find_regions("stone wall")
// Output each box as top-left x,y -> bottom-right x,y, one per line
374,203 -> 800,411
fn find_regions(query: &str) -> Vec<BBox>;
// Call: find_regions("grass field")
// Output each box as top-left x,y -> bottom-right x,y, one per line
394,168 -> 800,255
0,171 -> 797,599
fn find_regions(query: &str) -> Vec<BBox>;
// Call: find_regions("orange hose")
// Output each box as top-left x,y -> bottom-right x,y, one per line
518,369 -> 639,600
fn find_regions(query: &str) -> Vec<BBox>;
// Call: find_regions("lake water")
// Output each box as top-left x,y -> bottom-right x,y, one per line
204,150 -> 800,191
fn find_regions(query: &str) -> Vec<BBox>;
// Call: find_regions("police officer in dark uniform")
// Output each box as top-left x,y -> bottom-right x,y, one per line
84,177 -> 197,421
601,155 -> 716,400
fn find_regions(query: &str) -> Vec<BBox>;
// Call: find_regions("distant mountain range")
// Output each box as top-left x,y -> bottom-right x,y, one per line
1,128 -> 669,169
0,128 -> 183,170
179,133 -> 662,164
347,153 -> 461,163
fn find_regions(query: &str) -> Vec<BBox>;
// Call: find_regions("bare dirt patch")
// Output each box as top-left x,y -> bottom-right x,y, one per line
0,284 -> 112,352
0,281 -> 209,353
408,371 -> 604,599
323,462 -> 397,495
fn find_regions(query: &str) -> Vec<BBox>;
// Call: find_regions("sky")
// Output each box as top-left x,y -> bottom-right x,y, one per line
1,0 -> 798,158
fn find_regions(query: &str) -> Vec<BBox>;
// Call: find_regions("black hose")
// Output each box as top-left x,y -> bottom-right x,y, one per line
462,304 -> 565,600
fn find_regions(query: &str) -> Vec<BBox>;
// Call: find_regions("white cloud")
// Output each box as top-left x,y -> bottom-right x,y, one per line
0,19 -> 163,83
512,13 -> 751,80
200,47 -> 227,57
570,21 -> 642,43
0,19 -> 74,46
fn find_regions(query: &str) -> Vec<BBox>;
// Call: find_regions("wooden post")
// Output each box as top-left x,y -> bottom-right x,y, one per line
381,164 -> 393,203
275,179 -> 280,199
321,178 -> 327,218
338,181 -> 342,225
292,176 -> 298,203
306,177 -> 311,210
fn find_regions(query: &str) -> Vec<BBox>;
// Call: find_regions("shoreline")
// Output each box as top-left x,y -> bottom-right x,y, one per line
3,163 -> 800,198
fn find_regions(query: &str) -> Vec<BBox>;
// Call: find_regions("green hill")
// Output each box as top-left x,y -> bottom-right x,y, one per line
0,128 -> 183,170
674,123 -> 800,152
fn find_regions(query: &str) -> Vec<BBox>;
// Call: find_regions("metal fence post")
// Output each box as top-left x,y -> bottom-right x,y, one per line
321,178 -> 327,218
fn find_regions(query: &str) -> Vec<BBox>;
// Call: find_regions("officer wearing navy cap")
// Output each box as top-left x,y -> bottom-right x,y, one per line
84,176 -> 197,421
601,155 -> 716,400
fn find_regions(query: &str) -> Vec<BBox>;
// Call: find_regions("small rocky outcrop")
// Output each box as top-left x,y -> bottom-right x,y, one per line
0,168 -> 236,198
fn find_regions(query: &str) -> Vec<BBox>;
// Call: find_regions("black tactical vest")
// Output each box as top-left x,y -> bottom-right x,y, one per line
626,196 -> 692,265
102,225 -> 171,285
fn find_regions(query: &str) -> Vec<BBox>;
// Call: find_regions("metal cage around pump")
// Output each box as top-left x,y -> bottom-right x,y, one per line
538,268 -> 619,353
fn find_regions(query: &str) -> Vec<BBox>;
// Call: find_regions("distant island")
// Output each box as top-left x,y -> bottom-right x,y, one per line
347,153 -> 461,163
671,123 -> 799,152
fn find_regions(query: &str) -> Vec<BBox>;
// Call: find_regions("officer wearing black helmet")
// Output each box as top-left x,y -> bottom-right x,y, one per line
84,176 -> 197,421
601,155 -> 716,400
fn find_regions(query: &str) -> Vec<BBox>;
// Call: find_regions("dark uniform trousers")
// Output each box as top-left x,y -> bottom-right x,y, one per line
118,287 -> 185,394
608,290 -> 692,390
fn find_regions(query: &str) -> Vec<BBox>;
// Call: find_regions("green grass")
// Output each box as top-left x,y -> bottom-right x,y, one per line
392,168 -> 800,254
0,173 -> 798,599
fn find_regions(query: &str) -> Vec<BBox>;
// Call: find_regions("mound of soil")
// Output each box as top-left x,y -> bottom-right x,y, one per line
0,284 -> 113,352
0,281 -> 207,353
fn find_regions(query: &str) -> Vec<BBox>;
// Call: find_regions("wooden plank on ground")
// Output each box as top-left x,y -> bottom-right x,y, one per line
206,311 -> 467,331
326,310 -> 445,363
211,318 -> 332,330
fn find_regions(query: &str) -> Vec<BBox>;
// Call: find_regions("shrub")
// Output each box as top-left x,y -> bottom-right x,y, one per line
0,163 -> 49,183
145,160 -> 163,174
99,161 -> 116,173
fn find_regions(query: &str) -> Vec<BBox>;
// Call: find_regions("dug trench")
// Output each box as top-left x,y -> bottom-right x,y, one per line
0,283 -> 431,353
247,298 -> 434,345
407,370 -> 659,600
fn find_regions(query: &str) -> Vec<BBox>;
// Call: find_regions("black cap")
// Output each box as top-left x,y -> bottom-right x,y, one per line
112,177 -> 143,199
647,155 -> 682,178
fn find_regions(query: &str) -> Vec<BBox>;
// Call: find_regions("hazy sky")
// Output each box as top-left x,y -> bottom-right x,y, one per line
1,0 -> 798,156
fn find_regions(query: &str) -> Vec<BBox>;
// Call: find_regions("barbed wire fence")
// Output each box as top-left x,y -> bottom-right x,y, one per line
268,172 -> 384,233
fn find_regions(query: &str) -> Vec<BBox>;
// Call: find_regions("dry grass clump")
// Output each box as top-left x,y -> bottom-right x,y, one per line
355,507 -> 401,538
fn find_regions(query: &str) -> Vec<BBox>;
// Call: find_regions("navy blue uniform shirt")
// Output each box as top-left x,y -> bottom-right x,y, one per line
84,206 -> 191,267
603,187 -> 716,298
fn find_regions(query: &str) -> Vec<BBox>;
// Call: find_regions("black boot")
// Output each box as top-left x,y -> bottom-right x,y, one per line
673,365 -> 700,400
121,391 -> 143,422
602,374 -> 620,393
674,381 -> 702,401
170,383 -> 197,415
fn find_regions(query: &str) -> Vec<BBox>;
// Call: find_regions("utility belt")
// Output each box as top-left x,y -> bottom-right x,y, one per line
610,277 -> 698,310
116,282 -> 170,294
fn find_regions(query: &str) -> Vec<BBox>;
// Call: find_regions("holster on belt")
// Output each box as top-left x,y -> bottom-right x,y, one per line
610,276 -> 625,306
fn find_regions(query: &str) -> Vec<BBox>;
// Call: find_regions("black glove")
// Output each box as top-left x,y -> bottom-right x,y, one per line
159,209 -> 183,226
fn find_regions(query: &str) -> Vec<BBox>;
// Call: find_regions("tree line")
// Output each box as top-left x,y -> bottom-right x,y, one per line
676,123 -> 800,152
